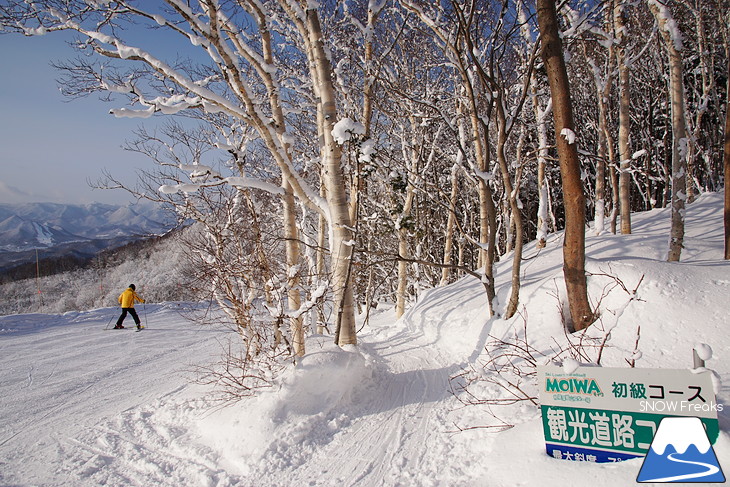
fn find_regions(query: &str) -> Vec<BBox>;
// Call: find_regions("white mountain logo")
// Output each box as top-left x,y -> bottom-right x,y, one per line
637,417 -> 725,483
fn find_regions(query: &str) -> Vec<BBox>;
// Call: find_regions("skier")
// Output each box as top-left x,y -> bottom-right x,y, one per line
114,284 -> 145,330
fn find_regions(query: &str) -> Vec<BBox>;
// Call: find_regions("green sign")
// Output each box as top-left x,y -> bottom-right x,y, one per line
537,365 -> 720,463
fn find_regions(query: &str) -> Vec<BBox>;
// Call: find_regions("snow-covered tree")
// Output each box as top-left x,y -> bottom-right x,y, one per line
1,0 -> 362,352
3,0 -> 729,358
648,0 -> 688,262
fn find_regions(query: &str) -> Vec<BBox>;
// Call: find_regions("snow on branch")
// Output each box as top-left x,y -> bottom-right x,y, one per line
108,93 -> 205,118
77,28 -> 249,120
285,283 -> 328,320
560,128 -> 576,145
225,177 -> 285,195
332,118 -> 365,145
159,176 -> 285,196
159,183 -> 204,194
647,0 -> 683,52
112,106 -> 156,118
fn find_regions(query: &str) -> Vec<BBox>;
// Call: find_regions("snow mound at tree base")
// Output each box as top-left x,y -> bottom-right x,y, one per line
195,338 -> 375,476
277,341 -> 373,416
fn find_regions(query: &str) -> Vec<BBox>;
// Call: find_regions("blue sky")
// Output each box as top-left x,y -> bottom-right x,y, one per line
0,32 -> 158,206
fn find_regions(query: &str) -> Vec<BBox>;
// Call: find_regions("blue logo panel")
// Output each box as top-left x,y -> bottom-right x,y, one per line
637,417 -> 725,483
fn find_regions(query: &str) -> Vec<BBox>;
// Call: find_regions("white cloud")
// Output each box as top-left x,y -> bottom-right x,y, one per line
0,180 -> 38,204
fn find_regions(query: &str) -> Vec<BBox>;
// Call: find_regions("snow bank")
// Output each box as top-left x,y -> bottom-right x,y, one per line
196,338 -> 374,475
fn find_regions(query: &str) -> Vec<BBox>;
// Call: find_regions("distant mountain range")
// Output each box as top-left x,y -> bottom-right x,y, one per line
0,202 -> 176,272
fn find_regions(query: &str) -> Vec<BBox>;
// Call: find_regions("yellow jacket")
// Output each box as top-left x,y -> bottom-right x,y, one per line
118,288 -> 144,308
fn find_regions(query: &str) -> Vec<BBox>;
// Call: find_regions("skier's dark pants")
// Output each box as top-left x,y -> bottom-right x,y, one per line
116,308 -> 140,326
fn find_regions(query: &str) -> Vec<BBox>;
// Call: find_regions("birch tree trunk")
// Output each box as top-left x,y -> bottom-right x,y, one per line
649,0 -> 687,262
495,99 -> 524,319
282,183 -> 304,354
614,2 -> 633,234
537,0 -> 595,331
520,0 -> 551,248
250,3 -> 304,355
609,132 -> 620,233
459,88 -> 498,315
685,5 -> 715,204
472,112 -> 498,316
303,9 -> 357,346
595,81 -> 608,236
349,3 -> 380,226
536,118 -> 551,247
396,229 -> 410,317
441,163 -> 460,286
395,120 -> 419,318
723,51 -> 730,260
590,1 -> 614,236
533,96 -> 552,248
317,185 -> 328,279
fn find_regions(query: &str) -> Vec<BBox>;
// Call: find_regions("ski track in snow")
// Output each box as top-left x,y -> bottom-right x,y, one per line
232,284 -> 491,487
0,288 -> 490,487
0,305 -> 242,487
251,343 -> 454,486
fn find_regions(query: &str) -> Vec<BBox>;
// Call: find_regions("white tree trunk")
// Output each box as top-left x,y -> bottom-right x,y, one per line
440,163 -> 459,286
591,2 -> 614,237
304,9 -> 357,346
520,1 -> 551,249
535,106 -> 551,247
395,118 -> 420,318
649,0 -> 687,262
614,2 -> 633,235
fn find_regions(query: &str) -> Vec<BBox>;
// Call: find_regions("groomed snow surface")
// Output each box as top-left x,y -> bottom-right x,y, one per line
1,191 -> 729,486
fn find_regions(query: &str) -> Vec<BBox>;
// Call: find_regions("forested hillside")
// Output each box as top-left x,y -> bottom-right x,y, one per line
0,229 -> 188,315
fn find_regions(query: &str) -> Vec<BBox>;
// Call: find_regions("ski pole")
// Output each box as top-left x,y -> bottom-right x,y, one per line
105,311 -> 116,330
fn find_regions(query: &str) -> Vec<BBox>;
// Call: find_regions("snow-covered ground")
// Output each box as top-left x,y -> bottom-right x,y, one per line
1,192 -> 728,486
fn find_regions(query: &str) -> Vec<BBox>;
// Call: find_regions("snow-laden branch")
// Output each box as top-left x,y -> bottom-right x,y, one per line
225,177 -> 285,195
82,31 -> 246,118
159,176 -> 285,196
285,283 -> 328,320
332,118 -> 365,145
647,0 -> 683,52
